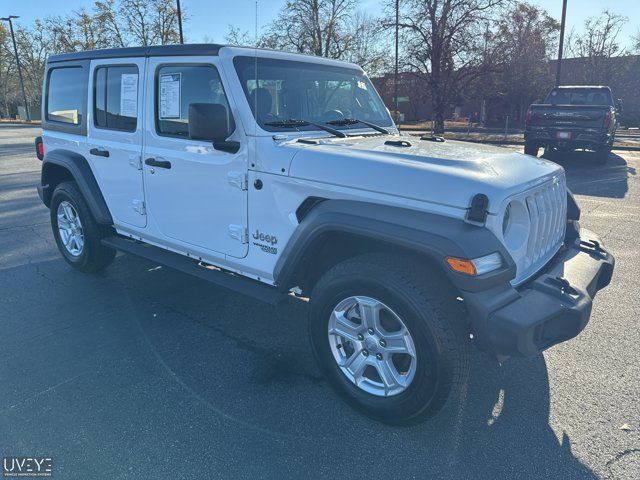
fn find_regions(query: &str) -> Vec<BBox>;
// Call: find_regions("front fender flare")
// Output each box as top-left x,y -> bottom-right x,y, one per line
273,200 -> 516,293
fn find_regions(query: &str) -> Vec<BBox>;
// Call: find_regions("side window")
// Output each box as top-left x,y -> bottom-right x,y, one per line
46,67 -> 84,125
155,65 -> 235,139
94,65 -> 138,132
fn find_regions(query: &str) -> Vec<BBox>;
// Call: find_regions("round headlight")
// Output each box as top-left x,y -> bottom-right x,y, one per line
501,201 -> 530,251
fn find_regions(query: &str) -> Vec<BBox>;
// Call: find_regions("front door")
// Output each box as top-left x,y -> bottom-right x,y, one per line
88,58 -> 146,228
142,57 -> 248,258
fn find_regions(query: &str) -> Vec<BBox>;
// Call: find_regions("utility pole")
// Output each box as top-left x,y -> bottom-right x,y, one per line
1,15 -> 30,121
555,0 -> 567,86
394,0 -> 399,123
176,0 -> 184,44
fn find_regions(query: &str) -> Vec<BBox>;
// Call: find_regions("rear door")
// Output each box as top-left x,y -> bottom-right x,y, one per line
141,57 -> 248,258
88,58 -> 146,228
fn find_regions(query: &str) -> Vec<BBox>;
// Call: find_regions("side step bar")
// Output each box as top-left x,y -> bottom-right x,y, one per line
101,236 -> 285,305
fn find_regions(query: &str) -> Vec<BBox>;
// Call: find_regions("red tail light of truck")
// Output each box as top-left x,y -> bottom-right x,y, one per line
525,108 -> 533,126
603,109 -> 612,129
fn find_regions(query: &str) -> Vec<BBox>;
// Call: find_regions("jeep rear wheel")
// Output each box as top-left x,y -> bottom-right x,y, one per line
51,181 -> 115,273
309,254 -> 470,425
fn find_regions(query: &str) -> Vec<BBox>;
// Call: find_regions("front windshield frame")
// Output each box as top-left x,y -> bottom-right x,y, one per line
233,55 -> 394,133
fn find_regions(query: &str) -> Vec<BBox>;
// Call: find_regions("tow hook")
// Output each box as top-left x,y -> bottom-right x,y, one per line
545,276 -> 579,296
579,239 -> 604,256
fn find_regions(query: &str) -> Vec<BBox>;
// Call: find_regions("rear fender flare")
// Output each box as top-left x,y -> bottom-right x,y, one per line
40,149 -> 112,225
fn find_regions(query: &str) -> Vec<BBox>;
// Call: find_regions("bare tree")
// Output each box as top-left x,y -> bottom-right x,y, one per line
120,0 -> 155,46
261,0 -> 355,58
634,33 -> 640,53
95,0 -> 127,48
0,0 -> 187,118
567,9 -> 628,83
388,0 -> 505,133
15,21 -> 49,104
630,30 -> 640,55
153,0 -> 182,45
494,2 -> 559,121
224,26 -> 255,46
0,24 -> 18,116
343,11 -> 391,76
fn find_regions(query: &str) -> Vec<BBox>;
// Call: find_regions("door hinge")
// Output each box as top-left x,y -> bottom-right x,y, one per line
129,154 -> 142,170
228,224 -> 248,243
227,171 -> 248,191
132,199 -> 146,215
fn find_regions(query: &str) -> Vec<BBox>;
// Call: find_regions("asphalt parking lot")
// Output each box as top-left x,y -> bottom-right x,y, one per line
1,124 -> 638,479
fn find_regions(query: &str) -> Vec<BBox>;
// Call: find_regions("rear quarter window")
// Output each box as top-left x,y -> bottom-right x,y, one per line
46,67 -> 85,125
94,65 -> 138,132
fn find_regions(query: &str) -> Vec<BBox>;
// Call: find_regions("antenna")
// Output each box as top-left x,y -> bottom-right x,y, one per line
255,1 -> 258,45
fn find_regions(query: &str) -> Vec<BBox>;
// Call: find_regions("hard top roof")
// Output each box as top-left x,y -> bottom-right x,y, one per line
47,44 -> 225,63
46,44 -> 364,72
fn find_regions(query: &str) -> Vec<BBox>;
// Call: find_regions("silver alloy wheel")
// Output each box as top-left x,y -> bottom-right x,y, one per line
328,296 -> 417,397
57,200 -> 84,257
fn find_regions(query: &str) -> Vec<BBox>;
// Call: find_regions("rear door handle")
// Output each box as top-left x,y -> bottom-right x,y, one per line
89,148 -> 110,157
144,158 -> 172,169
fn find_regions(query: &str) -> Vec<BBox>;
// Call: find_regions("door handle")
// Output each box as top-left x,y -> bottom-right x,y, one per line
144,158 -> 171,169
89,148 -> 110,157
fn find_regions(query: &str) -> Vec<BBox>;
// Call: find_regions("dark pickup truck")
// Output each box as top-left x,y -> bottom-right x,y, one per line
524,86 -> 621,164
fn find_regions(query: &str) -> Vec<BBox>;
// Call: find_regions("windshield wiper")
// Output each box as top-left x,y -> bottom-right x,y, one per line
326,118 -> 390,135
264,119 -> 347,138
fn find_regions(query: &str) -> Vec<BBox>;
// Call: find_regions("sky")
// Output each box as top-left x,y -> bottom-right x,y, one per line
6,0 -> 640,49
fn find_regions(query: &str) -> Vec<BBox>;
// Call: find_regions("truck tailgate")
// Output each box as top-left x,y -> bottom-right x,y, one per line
529,105 -> 607,129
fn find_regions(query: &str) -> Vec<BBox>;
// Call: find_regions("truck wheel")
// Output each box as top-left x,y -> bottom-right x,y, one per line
524,143 -> 539,157
308,254 -> 470,425
50,181 -> 115,273
594,145 -> 611,165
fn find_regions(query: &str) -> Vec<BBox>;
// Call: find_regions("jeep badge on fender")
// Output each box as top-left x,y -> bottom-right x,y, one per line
36,44 -> 614,425
253,229 -> 278,246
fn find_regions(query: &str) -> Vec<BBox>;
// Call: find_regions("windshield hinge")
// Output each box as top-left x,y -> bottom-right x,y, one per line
228,171 -> 248,191
228,224 -> 248,243
129,154 -> 142,170
132,199 -> 146,215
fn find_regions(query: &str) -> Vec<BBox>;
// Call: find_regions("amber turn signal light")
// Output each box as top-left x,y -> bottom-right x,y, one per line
445,257 -> 477,276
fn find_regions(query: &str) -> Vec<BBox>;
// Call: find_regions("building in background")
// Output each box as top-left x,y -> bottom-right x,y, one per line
373,55 -> 640,127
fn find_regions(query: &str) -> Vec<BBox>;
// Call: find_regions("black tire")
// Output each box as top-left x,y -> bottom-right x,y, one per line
308,253 -> 470,425
524,143 -> 539,157
50,181 -> 115,273
594,145 -> 611,165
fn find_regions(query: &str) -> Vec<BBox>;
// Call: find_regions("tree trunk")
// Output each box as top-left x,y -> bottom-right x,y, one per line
432,97 -> 446,134
433,111 -> 445,134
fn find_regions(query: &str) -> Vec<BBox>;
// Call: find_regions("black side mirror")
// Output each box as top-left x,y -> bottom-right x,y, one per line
188,103 -> 230,142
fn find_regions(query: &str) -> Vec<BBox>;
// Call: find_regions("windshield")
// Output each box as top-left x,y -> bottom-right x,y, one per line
545,88 -> 614,106
233,56 -> 394,133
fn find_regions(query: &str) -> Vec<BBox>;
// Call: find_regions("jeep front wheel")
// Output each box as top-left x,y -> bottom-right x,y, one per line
308,254 -> 470,425
50,181 -> 115,273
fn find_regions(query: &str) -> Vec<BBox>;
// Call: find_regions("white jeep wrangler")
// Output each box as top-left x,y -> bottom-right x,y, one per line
36,44 -> 614,424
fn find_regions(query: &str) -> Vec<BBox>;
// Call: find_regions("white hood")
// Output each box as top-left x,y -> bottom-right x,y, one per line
287,136 -> 563,213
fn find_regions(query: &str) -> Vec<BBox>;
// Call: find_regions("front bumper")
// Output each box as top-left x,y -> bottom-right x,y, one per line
464,227 -> 614,357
